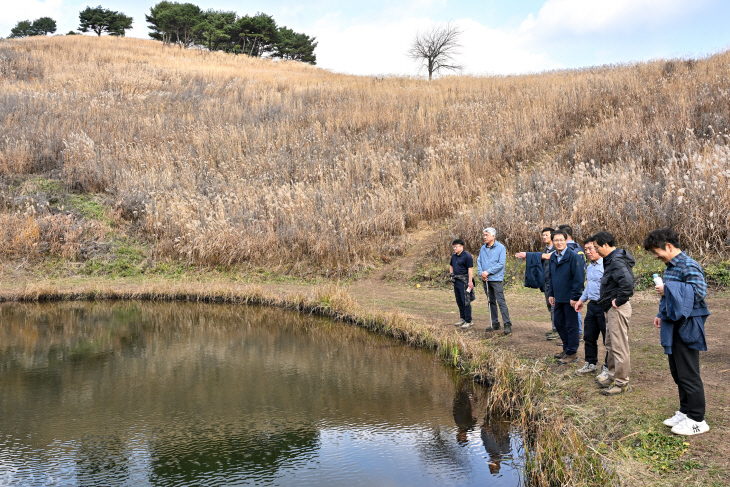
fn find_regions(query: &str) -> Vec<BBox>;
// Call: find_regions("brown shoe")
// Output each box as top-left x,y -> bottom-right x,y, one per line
557,353 -> 578,364
554,351 -> 566,359
600,383 -> 631,396
596,376 -> 613,388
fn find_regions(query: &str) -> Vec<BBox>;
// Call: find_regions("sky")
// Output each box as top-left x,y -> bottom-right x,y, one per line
3,0 -> 730,77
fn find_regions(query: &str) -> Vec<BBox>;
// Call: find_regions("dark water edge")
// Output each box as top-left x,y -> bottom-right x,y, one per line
0,301 -> 525,486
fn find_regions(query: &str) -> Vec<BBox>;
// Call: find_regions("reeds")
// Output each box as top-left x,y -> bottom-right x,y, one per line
3,36 -> 728,271
454,144 -> 730,258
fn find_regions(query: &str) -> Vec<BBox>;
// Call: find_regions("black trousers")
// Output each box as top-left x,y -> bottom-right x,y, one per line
584,301 -> 607,366
553,302 -> 580,356
453,280 -> 472,322
668,322 -> 705,422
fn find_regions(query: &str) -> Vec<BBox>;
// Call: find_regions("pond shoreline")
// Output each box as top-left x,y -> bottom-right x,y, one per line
0,279 -> 617,486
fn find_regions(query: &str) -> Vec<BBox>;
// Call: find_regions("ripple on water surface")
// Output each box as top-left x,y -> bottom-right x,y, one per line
0,302 -> 523,486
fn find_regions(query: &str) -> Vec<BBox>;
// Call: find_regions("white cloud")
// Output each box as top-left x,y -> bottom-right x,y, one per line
313,16 -> 561,77
519,0 -> 706,38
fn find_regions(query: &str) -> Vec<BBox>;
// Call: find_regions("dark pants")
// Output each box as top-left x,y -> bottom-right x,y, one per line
454,280 -> 472,323
544,285 -> 555,330
668,322 -> 705,422
483,281 -> 511,326
584,301 -> 607,366
553,302 -> 580,355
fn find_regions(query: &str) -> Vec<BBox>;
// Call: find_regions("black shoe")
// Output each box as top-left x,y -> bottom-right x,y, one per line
490,323 -> 501,331
503,324 -> 512,335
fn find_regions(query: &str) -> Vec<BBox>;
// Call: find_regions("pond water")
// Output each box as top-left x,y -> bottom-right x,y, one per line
0,302 -> 523,486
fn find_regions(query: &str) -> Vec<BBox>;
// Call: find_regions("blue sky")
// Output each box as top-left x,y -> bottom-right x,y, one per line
4,0 -> 730,76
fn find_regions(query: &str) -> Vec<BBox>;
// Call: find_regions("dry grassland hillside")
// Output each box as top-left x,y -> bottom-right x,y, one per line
1,36 -> 730,275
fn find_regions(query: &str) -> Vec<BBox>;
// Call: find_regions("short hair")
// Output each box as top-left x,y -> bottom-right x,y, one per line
541,227 -> 555,234
643,227 -> 681,251
583,234 -> 596,245
593,231 -> 616,247
452,238 -> 465,246
551,230 -> 567,241
483,227 -> 497,236
558,225 -> 573,237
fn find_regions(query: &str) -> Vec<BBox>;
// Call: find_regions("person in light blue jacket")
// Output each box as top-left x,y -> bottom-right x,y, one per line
477,227 -> 512,334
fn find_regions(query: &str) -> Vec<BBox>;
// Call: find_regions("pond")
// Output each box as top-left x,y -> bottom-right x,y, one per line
0,302 -> 524,486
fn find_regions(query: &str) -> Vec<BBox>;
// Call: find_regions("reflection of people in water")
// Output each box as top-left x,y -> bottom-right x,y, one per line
481,417 -> 512,474
452,383 -> 478,445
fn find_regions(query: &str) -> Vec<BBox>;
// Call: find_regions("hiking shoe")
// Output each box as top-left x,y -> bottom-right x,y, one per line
596,364 -> 609,381
575,362 -> 597,376
671,418 -> 710,436
663,411 -> 688,427
503,324 -> 512,335
600,383 -> 631,396
596,376 -> 613,388
545,330 -> 560,340
557,353 -> 578,365
455,319 -> 466,327
490,323 -> 501,331
553,351 -> 567,360
461,321 -> 473,330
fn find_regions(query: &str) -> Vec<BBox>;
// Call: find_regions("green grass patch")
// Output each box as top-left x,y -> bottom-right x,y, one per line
82,239 -> 146,278
622,428 -> 695,472
67,194 -> 111,224
24,176 -> 64,194
705,261 -> 730,287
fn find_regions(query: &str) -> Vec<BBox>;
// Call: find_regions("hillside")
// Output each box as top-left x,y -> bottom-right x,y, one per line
1,35 -> 729,279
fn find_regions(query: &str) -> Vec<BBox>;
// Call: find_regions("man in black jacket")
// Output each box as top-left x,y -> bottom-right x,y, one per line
594,231 -> 635,396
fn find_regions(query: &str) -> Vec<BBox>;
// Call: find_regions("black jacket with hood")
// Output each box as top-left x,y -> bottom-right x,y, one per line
597,248 -> 635,312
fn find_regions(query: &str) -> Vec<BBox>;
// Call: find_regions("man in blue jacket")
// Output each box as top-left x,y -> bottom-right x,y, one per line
645,227 -> 711,436
477,228 -> 512,334
548,230 -> 585,364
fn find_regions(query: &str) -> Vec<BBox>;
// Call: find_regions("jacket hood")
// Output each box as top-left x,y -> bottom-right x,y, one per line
607,248 -> 635,268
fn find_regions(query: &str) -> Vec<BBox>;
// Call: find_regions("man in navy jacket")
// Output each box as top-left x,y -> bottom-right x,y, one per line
548,230 -> 585,364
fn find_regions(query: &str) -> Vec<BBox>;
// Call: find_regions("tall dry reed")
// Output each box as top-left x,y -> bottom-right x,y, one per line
453,144 -> 730,258
2,36 -> 729,270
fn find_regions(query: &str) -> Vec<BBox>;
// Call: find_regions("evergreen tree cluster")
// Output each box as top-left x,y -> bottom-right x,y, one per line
8,17 -> 57,38
146,2 -> 317,64
78,6 -> 134,36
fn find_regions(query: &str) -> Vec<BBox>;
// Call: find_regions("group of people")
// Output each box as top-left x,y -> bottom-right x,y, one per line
449,226 -> 711,436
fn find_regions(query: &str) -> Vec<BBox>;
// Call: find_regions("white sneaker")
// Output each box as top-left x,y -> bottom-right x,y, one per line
663,411 -> 687,427
461,321 -> 473,330
575,362 -> 597,376
454,319 -> 466,327
671,418 -> 710,436
596,364 -> 609,381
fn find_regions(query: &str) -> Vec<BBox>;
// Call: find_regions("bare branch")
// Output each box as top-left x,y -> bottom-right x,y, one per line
407,22 -> 464,80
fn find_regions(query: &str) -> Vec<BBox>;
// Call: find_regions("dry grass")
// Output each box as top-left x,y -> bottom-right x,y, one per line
3,36 -> 728,273
454,144 -> 730,258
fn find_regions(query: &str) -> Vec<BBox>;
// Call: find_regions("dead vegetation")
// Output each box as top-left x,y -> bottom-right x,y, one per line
3,36 -> 729,275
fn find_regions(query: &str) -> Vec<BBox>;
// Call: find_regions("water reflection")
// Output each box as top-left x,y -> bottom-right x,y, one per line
0,302 -> 523,486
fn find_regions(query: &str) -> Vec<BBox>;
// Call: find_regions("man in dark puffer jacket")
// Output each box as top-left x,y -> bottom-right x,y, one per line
594,231 -> 635,396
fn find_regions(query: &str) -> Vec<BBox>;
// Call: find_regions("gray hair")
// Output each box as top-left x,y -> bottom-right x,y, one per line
483,227 -> 497,236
